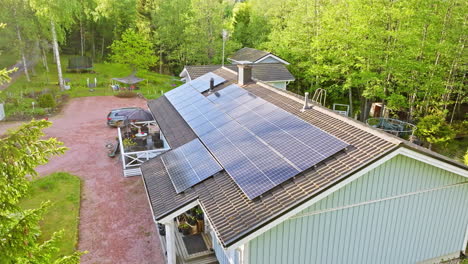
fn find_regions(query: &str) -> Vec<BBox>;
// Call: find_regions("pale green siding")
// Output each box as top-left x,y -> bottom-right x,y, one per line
248,155 -> 468,264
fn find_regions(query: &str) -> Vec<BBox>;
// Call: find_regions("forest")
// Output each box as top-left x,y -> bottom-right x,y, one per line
0,0 -> 467,157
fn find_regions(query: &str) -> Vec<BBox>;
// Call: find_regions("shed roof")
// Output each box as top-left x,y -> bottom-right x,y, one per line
112,74 -> 145,84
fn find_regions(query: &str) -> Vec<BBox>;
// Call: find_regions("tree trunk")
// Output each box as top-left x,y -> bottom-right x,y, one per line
80,18 -> 85,56
41,43 -> 49,72
359,97 -> 372,122
101,37 -> 105,61
159,48 -> 163,74
92,30 -> 96,60
17,30 -> 30,82
14,7 -> 30,82
51,20 -> 64,90
348,87 -> 353,118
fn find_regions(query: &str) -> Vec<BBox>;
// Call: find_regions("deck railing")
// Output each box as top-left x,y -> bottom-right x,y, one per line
117,121 -> 171,176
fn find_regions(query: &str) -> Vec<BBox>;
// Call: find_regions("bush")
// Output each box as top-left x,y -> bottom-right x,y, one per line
416,110 -> 455,149
38,93 -> 56,108
115,91 -> 137,98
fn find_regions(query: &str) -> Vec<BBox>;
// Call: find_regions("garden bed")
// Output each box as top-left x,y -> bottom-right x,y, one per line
1,54 -> 180,120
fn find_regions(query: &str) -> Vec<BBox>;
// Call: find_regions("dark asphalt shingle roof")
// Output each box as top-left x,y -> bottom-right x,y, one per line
183,64 -> 294,82
142,68 -> 401,247
147,96 -> 197,149
229,47 -> 270,62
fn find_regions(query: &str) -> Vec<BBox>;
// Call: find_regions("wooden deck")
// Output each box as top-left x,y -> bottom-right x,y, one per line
158,224 -> 218,264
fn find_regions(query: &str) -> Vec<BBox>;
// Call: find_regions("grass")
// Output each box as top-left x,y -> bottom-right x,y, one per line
19,172 -> 82,260
1,54 -> 180,119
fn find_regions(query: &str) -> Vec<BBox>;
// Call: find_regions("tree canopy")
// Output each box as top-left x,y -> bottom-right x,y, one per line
109,28 -> 158,71
0,0 -> 466,150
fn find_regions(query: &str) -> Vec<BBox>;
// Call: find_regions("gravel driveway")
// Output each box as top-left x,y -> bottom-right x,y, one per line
2,96 -> 165,264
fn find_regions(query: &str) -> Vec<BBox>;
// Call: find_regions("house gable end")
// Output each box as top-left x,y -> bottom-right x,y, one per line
247,154 -> 468,264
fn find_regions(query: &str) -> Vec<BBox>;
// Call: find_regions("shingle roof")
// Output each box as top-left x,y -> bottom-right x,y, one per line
147,96 -> 197,149
142,68 -> 403,247
229,47 -> 270,62
183,64 -> 294,82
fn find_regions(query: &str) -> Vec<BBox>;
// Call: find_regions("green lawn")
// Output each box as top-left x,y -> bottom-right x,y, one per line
20,172 -> 81,260
1,54 -> 180,119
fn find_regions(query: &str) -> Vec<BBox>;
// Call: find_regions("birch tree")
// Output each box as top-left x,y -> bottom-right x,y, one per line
29,0 -> 80,90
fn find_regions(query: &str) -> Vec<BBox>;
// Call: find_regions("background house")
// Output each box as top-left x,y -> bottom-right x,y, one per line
228,47 -> 290,65
180,48 -> 294,90
143,65 -> 468,264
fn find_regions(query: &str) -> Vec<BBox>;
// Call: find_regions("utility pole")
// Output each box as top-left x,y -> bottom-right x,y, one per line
222,29 -> 228,66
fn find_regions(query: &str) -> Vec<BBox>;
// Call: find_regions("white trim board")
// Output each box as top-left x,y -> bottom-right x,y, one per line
265,79 -> 295,83
254,54 -> 290,65
463,223 -> 468,254
226,147 -> 468,249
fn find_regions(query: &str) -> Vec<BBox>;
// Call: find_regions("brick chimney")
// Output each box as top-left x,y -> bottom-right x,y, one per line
237,63 -> 252,86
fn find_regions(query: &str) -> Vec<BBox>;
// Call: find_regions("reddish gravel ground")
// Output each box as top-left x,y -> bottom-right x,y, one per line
1,96 -> 165,264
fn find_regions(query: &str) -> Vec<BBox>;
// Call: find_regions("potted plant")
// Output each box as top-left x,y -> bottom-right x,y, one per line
178,223 -> 191,236
122,138 -> 136,151
187,215 -> 197,226
195,208 -> 204,220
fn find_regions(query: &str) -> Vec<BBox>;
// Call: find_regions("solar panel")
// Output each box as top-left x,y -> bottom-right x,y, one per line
187,72 -> 226,93
162,139 -> 222,193
166,82 -> 349,200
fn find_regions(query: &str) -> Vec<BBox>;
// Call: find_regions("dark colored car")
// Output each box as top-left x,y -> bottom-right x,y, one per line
107,107 -> 143,127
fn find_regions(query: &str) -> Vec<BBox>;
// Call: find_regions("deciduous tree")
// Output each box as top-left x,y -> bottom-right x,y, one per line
109,28 -> 158,71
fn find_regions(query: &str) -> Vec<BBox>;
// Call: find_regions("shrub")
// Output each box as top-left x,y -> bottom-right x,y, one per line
38,93 -> 56,108
115,91 -> 137,98
416,110 -> 455,149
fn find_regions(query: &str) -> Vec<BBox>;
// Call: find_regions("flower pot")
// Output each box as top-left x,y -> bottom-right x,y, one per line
187,217 -> 197,225
182,228 -> 191,236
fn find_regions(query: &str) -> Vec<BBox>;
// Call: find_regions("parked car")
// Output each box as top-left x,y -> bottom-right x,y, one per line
107,107 -> 143,127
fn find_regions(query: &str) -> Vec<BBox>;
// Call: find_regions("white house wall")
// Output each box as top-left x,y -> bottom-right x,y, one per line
212,230 -> 232,264
256,56 -> 282,64
266,81 -> 287,90
247,154 -> 468,264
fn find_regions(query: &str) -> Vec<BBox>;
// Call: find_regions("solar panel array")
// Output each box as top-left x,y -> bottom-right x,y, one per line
165,82 -> 349,200
174,72 -> 226,93
161,138 -> 222,193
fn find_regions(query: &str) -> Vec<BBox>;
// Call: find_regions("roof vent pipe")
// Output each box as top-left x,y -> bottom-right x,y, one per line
301,92 -> 311,112
208,77 -> 214,93
237,63 -> 252,86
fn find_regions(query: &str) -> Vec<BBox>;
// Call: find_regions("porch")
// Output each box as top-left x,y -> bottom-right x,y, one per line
117,120 -> 171,177
158,207 -> 218,264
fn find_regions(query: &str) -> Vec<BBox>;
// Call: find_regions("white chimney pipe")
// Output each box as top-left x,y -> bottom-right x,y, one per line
301,92 -> 311,112
237,63 -> 252,86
